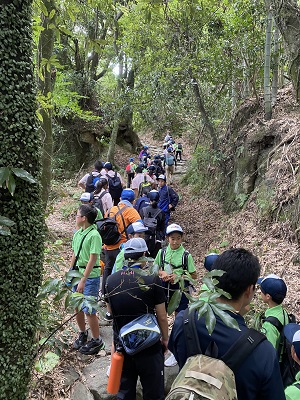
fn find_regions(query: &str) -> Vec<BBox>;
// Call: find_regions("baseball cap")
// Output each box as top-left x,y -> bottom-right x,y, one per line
143,145 -> 149,150
80,192 -> 92,202
204,253 -> 219,271
167,147 -> 173,152
127,222 -> 148,235
123,238 -> 148,254
121,188 -> 135,202
103,161 -> 112,170
129,157 -> 134,162
158,174 -> 166,181
166,223 -> 183,235
284,323 -> 300,359
257,274 -> 287,303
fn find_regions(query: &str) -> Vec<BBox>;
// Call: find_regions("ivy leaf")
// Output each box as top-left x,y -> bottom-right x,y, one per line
211,304 -> 240,331
0,216 -> 15,227
0,226 -> 11,236
35,351 -> 59,374
6,173 -> 16,196
11,168 -> 36,184
205,305 -> 216,335
167,290 -> 181,315
0,167 -> 10,186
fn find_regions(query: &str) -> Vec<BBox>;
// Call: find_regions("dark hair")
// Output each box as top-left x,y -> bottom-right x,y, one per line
78,204 -> 97,224
94,160 -> 103,171
135,166 -> 143,174
213,248 -> 261,301
124,251 -> 144,261
94,178 -> 108,195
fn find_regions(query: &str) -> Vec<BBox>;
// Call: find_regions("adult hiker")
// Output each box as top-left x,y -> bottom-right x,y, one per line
157,174 -> 179,226
125,157 -> 136,188
175,142 -> 183,161
78,160 -> 105,192
138,145 -> 151,164
164,147 -> 176,185
103,162 -> 124,206
102,189 -> 141,321
106,238 -> 168,400
93,177 -> 113,215
131,165 -> 154,199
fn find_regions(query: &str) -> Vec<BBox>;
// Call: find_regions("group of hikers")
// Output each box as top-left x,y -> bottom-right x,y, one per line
68,138 -> 300,400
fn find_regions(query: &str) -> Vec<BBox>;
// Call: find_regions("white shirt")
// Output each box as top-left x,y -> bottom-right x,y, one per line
131,173 -> 154,190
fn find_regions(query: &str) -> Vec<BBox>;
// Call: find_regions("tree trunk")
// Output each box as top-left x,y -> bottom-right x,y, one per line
270,0 -> 300,102
264,4 -> 272,121
38,0 -> 56,207
271,22 -> 279,105
0,1 -> 44,399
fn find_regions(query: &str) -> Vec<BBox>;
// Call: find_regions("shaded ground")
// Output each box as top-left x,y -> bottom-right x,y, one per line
31,117 -> 300,398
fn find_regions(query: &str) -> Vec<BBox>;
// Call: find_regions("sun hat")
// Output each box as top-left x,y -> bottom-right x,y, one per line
127,222 -> 148,235
284,323 -> 300,359
257,274 -> 287,303
166,223 -> 183,235
80,192 -> 92,202
204,253 -> 219,271
121,189 -> 135,202
123,238 -> 148,254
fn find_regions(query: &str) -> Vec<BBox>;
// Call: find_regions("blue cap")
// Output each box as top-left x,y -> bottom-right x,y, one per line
104,161 -> 112,170
167,147 -> 173,152
204,253 -> 219,271
284,323 -> 300,359
143,145 -> 148,150
129,157 -> 134,162
257,274 -> 287,303
121,189 -> 135,202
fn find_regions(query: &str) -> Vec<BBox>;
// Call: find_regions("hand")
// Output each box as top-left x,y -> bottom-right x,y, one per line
76,278 -> 86,293
160,271 -> 170,282
168,204 -> 173,209
169,273 -> 177,284
161,338 -> 169,354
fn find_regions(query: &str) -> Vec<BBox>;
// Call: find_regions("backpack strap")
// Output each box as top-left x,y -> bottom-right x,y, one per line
182,250 -> 189,271
160,247 -> 167,270
152,208 -> 162,219
222,328 -> 266,371
263,316 -> 284,332
295,383 -> 300,390
116,205 -> 129,239
183,308 -> 202,357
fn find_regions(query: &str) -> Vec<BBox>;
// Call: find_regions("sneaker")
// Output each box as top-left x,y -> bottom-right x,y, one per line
79,338 -> 105,355
73,331 -> 88,350
164,353 -> 178,367
104,312 -> 113,322
106,365 -> 111,377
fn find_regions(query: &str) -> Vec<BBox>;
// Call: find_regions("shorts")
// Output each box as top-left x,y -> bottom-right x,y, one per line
73,276 -> 100,314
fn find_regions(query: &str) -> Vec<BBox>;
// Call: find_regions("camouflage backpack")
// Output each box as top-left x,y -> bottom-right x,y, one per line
165,308 -> 266,400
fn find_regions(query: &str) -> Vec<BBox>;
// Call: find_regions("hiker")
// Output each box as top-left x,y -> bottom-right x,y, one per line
106,238 -> 168,400
131,165 -> 154,199
164,147 -> 176,185
154,223 -> 197,367
133,187 -> 151,214
164,132 -> 171,142
71,204 -> 105,355
112,221 -> 149,274
103,162 -> 124,206
79,192 -> 103,220
152,155 -> 165,178
258,274 -> 289,351
140,189 -> 166,258
102,189 -> 141,322
168,248 -> 285,400
147,165 -> 158,188
138,145 -> 150,164
175,142 -> 183,161
157,174 -> 179,226
283,323 -> 300,399
78,160 -> 104,192
93,177 -> 113,215
125,157 -> 136,188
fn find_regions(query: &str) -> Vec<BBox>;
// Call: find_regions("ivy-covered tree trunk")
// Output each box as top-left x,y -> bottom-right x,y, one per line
0,2 -> 44,399
264,3 -> 273,121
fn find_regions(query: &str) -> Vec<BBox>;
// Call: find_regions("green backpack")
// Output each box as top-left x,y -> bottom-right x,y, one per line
165,308 -> 266,400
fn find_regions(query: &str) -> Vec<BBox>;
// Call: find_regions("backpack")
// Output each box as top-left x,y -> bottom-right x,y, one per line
160,247 -> 189,272
165,308 -> 266,400
92,190 -> 107,216
142,208 -> 161,235
106,172 -> 123,200
165,155 -> 175,166
138,175 -> 152,197
262,313 -> 300,388
125,163 -> 134,174
95,205 -> 128,245
177,143 -> 182,150
85,172 -> 101,192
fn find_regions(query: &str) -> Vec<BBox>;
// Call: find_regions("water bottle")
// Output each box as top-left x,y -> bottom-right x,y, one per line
107,347 -> 124,394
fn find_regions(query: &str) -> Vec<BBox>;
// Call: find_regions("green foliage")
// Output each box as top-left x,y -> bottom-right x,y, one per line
0,216 -> 15,236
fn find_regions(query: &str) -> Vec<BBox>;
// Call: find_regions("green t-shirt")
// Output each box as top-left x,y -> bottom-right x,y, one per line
154,244 -> 196,276
96,207 -> 103,220
261,304 -> 289,350
114,248 -> 125,273
285,371 -> 300,400
72,225 -> 102,278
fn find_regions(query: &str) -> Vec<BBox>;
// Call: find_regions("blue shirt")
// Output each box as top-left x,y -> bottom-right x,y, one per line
169,310 -> 285,400
158,184 -> 179,212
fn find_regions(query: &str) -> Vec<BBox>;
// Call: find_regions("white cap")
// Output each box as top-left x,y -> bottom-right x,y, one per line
166,223 -> 183,235
124,238 -> 148,254
158,174 -> 166,181
80,192 -> 91,202
129,222 -> 148,233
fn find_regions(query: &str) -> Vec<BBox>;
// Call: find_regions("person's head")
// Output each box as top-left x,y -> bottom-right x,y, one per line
121,188 -> 135,203
141,185 -> 151,197
158,174 -> 166,187
127,221 -> 148,239
129,157 -> 134,162
167,147 -> 173,153
147,189 -> 159,206
284,324 -> 300,365
94,177 -> 108,194
213,248 -> 261,302
143,145 -> 148,150
135,166 -> 143,174
124,238 -> 148,263
80,192 -> 93,204
204,253 -> 219,271
94,160 -> 103,171
77,204 -> 97,226
103,161 -> 112,171
166,224 -> 183,250
257,274 -> 287,305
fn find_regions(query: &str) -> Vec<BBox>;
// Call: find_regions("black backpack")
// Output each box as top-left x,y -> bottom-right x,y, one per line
160,247 -> 190,272
177,143 -> 182,150
85,172 -> 101,193
138,175 -> 152,197
106,172 -> 123,200
92,190 -> 107,216
262,313 -> 300,388
95,205 -> 128,245
142,208 -> 162,255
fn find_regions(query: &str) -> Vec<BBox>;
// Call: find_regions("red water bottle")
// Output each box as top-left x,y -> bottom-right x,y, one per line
107,348 -> 124,395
